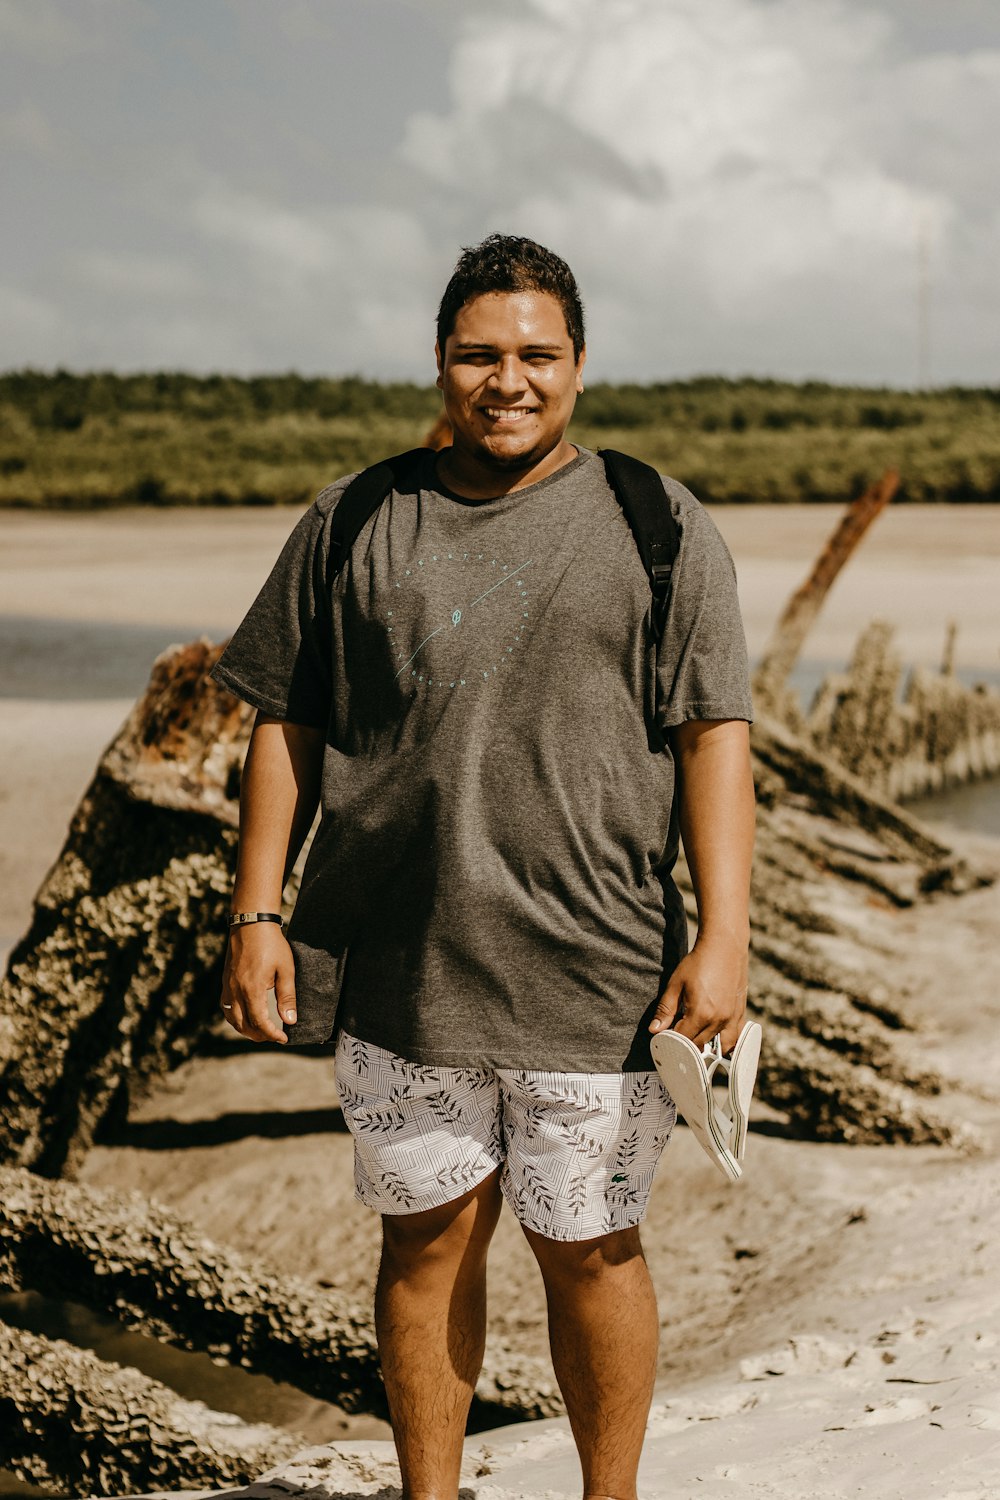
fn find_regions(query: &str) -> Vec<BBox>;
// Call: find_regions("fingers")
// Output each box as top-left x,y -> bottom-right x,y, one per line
671,987 -> 726,1050
650,955 -> 745,1050
222,989 -> 287,1044
718,995 -> 748,1056
221,931 -> 291,1045
273,952 -> 297,1028
649,974 -> 683,1034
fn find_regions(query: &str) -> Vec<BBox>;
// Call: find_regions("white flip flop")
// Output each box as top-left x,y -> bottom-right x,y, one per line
650,1021 -> 762,1182
727,1020 -> 762,1162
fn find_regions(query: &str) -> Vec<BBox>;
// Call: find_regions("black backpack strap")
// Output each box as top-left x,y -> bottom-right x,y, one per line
599,448 -> 681,640
328,447 -> 429,578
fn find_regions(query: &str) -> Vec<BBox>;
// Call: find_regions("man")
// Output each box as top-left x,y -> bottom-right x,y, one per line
212,234 -> 754,1500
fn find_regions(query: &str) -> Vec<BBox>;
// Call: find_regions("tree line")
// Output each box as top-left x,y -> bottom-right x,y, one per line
1,370 -> 997,507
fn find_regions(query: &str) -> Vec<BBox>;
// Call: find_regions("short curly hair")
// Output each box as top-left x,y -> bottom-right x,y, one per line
437,234 -> 586,360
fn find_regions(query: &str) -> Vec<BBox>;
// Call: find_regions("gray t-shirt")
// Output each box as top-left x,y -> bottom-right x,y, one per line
211,447 -> 752,1070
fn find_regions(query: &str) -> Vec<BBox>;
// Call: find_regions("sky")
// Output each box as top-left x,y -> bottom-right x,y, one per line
1,0 -> 997,386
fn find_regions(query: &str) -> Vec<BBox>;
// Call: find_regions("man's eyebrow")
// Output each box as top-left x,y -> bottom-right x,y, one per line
451,340 -> 566,352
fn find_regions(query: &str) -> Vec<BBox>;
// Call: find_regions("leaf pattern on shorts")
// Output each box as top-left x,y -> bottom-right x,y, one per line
555,1119 -> 606,1159
626,1075 -> 652,1116
652,1105 -> 677,1152
614,1127 -> 641,1174
520,1075 -> 589,1109
434,1159 -> 480,1189
338,1031 -> 672,1241
406,1062 -> 444,1086
567,1173 -> 588,1218
338,1083 -> 405,1134
427,1089 -> 465,1126
507,1175 -> 528,1220
520,1104 -> 548,1143
522,1165 -> 554,1217
378,1169 -> 413,1206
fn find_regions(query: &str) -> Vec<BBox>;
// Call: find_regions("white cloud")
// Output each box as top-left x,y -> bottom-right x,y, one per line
397,0 -> 997,383
191,186 -> 336,279
1,0 -> 996,383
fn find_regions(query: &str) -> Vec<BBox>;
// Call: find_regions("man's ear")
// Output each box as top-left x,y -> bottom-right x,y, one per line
435,339 -> 443,390
575,346 -> 587,394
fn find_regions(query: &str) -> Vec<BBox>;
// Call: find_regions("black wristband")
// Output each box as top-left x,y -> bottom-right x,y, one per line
227,912 -> 284,930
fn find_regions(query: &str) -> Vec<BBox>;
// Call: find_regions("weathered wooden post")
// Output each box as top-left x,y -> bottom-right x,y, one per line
0,640 -> 253,1177
753,469 -> 899,713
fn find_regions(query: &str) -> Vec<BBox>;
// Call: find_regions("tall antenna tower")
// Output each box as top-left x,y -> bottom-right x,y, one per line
917,213 -> 930,389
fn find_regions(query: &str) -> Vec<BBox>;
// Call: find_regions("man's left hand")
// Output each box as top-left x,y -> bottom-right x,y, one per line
648,930 -> 748,1054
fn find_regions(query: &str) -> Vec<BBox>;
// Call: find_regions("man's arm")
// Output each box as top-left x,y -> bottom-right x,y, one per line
649,718 -> 755,1052
221,712 -> 325,1044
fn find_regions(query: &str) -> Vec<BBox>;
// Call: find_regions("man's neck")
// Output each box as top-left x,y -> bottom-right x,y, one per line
435,439 -> 579,500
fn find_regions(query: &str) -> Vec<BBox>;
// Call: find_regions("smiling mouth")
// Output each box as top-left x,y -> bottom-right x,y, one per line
481,407 -> 536,423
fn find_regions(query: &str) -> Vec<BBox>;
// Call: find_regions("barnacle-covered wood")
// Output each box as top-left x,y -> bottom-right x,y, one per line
0,1165 -> 562,1425
0,1317 -> 298,1497
808,620 -> 1000,802
753,468 -> 899,713
0,640 -> 254,1179
735,717 -> 989,1145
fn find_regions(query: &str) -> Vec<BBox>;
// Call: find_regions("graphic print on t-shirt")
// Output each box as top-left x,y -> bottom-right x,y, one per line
387,549 -> 533,690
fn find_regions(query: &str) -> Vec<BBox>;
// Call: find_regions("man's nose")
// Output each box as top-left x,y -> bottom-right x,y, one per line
490,355 -> 528,397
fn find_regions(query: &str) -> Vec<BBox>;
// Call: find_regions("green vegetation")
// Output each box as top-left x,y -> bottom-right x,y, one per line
1,370 -> 998,508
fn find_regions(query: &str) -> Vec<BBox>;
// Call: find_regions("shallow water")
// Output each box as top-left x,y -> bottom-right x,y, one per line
908,774 -> 1000,837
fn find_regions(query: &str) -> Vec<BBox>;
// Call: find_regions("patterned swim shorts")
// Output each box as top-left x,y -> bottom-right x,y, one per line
334,1030 -> 678,1242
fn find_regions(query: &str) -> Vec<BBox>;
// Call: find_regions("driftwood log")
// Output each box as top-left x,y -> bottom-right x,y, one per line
0,1164 -> 562,1426
741,718 -> 986,1144
753,469 -> 899,713
0,1318 -> 298,1496
0,641 -> 253,1177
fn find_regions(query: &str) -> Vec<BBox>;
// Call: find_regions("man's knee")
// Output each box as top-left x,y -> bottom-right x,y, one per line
523,1222 -> 646,1283
380,1169 -> 502,1269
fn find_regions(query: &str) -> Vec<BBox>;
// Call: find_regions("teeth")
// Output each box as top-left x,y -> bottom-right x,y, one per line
483,407 -> 532,421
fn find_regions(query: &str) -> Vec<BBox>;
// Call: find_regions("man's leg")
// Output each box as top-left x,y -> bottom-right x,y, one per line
376,1169 -> 503,1500
523,1224 -> 659,1500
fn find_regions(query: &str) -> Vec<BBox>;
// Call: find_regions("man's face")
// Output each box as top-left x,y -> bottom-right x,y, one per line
436,290 -> 585,473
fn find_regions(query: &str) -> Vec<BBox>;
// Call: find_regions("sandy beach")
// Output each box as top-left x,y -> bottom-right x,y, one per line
2,501 -> 1000,1498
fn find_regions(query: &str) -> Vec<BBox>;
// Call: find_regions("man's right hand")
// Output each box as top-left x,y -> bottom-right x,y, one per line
220,925 -> 297,1044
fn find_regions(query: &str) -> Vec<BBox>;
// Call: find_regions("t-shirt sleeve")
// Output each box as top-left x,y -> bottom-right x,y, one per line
209,486 -> 343,729
654,480 -> 754,728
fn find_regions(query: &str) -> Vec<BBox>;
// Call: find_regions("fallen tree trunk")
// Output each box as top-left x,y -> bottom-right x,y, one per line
0,640 -> 254,1178
0,1165 -> 562,1425
0,1317 -> 298,1497
719,717 -> 985,1146
753,469 -> 899,714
